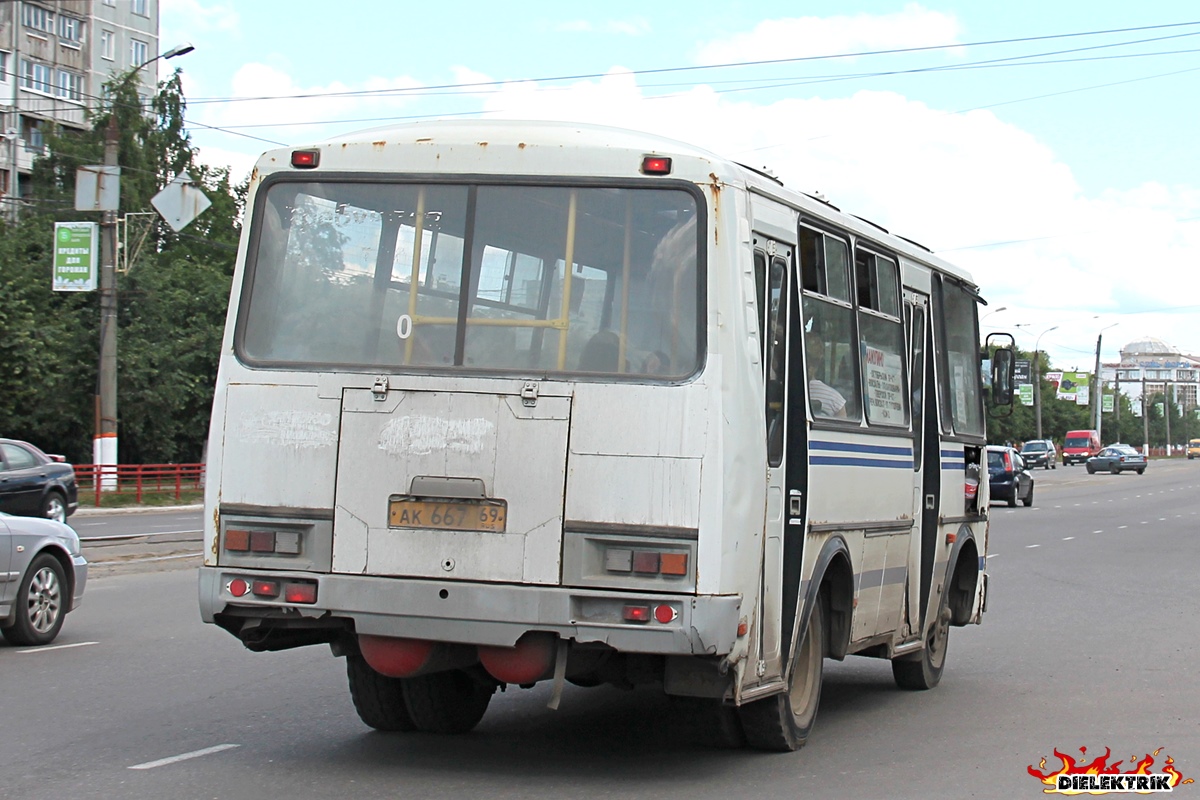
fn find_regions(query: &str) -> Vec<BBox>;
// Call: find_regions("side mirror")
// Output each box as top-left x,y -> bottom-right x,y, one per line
986,334 -> 1016,407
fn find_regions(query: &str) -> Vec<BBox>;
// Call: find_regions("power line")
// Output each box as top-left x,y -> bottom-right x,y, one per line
181,19 -> 1200,106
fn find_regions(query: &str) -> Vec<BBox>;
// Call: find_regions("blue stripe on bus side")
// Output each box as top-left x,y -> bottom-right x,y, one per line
940,447 -> 965,470
811,456 -> 912,468
810,440 -> 912,469
812,441 -> 913,457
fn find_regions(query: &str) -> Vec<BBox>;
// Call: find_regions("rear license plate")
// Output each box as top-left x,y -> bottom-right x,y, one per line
388,497 -> 507,532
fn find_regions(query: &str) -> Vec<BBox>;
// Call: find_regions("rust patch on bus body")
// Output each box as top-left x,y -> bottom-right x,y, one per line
709,173 -> 722,245
372,141 -> 387,149
518,142 -> 527,149
477,141 -> 488,148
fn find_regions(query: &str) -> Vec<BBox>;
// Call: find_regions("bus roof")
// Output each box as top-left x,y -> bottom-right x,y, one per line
262,118 -> 978,289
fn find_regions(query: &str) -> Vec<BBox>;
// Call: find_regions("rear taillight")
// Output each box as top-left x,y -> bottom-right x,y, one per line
603,547 -> 689,577
1003,451 -> 1013,471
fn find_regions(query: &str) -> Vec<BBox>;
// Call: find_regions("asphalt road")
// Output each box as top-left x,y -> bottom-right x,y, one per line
3,461 -> 1198,799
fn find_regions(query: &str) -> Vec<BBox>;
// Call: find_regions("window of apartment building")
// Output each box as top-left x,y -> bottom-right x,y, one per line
20,59 -> 54,94
22,4 -> 56,35
100,30 -> 115,60
132,0 -> 149,16
56,70 -> 83,102
103,0 -> 116,5
131,39 -> 148,68
58,14 -> 85,45
0,53 -> 9,83
23,118 -> 46,153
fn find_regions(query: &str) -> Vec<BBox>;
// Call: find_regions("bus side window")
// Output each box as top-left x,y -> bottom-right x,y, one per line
855,249 -> 908,428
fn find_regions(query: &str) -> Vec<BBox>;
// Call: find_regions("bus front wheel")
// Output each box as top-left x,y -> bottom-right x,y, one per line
740,595 -> 826,751
893,608 -> 950,690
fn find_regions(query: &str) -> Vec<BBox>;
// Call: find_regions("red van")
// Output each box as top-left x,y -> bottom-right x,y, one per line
1062,429 -> 1101,466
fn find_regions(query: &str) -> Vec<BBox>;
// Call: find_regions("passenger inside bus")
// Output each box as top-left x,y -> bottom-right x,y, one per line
806,330 -> 848,418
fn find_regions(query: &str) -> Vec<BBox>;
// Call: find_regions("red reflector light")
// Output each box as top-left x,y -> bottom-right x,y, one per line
225,529 -> 250,551
622,605 -> 651,623
632,551 -> 661,574
251,580 -> 280,598
291,149 -> 319,168
641,156 -> 672,175
660,552 -> 688,576
284,582 -> 317,604
654,604 -> 677,624
250,530 -> 276,553
228,578 -> 249,597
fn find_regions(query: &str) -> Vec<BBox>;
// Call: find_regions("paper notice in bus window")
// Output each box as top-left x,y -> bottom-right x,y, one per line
864,344 -> 906,425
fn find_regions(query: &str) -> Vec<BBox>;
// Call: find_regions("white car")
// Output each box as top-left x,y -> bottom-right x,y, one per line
1,512 -> 88,646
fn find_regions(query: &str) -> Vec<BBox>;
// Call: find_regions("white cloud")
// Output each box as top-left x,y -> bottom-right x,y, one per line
475,68 -> 1200,361
695,4 -> 962,63
160,0 -> 240,39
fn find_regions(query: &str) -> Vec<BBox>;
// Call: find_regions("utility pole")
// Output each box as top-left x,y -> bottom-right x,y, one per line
1142,377 -> 1150,457
95,117 -> 120,485
1034,326 -> 1058,441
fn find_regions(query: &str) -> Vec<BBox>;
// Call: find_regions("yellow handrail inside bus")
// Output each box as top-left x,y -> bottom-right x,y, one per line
556,189 -> 578,370
403,187 -> 426,365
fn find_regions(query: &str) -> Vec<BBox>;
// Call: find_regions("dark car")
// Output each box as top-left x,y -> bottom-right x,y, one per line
1,511 -> 88,645
1086,444 -> 1147,475
986,445 -> 1034,507
1019,439 -> 1057,470
0,439 -> 79,523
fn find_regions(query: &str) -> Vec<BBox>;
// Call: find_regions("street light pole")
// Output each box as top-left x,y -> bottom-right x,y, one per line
93,43 -> 194,483
1034,325 -> 1059,440
1092,323 -> 1118,443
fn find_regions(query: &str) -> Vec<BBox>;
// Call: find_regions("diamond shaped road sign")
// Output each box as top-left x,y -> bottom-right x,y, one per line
151,172 -> 212,232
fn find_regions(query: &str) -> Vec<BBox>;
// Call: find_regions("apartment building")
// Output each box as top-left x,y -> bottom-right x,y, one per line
0,0 -> 160,206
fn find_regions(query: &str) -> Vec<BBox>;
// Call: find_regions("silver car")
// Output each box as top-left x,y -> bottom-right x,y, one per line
1,512 -> 88,646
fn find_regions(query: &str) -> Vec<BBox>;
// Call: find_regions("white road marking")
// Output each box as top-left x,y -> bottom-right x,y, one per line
129,744 -> 240,770
1026,544 -> 1040,548
1093,530 -> 1103,534
1118,525 -> 1128,529
1063,537 -> 1075,540
986,553 -> 999,558
18,641 -> 98,654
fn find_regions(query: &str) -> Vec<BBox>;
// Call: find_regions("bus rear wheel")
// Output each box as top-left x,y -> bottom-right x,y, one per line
740,596 -> 825,751
893,608 -> 950,690
346,654 -> 417,732
402,668 -> 495,734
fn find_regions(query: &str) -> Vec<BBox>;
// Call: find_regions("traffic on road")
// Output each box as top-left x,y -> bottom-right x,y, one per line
3,461 -> 1197,798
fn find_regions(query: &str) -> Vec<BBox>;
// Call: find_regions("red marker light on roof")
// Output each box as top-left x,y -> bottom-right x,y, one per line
291,149 -> 320,168
641,156 -> 672,175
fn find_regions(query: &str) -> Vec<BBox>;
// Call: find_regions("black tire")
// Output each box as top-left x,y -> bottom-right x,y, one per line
1022,485 -> 1034,507
670,696 -> 745,748
41,491 -> 67,524
1110,464 -> 1120,475
1086,465 -> 1095,474
1007,491 -> 1017,508
402,669 -> 494,734
740,595 -> 825,751
1,554 -> 67,646
893,608 -> 950,690
1136,469 -> 1145,475
345,654 -> 417,732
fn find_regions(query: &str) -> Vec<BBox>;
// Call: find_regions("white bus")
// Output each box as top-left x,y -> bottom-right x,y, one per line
199,120 -> 1014,750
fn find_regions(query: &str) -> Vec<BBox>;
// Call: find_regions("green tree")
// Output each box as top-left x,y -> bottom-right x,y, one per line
0,68 -> 240,464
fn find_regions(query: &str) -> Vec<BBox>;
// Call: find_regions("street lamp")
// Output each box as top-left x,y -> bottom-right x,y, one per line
1092,322 -> 1119,440
94,43 -> 195,482
1034,325 -> 1059,440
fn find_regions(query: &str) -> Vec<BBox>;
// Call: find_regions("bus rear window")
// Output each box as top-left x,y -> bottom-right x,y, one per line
238,181 -> 702,379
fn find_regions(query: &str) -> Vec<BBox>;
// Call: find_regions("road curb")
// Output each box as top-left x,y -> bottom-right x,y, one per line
73,503 -> 203,517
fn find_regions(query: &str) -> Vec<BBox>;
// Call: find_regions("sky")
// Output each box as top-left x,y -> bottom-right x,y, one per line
159,0 -> 1200,372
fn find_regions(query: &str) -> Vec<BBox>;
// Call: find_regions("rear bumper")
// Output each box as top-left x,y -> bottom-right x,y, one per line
198,566 -> 741,657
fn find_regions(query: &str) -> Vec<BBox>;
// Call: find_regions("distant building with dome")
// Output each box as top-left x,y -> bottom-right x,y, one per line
1103,336 -> 1199,410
